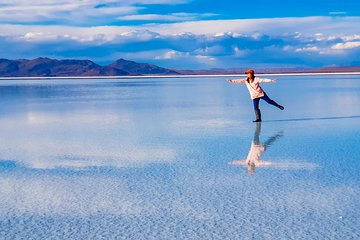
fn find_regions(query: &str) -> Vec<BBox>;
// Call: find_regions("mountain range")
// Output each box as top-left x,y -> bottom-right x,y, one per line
0,58 -> 179,77
0,57 -> 359,77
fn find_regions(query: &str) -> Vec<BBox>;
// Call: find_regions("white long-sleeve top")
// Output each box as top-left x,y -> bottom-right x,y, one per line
245,142 -> 272,166
231,77 -> 274,99
228,142 -> 272,167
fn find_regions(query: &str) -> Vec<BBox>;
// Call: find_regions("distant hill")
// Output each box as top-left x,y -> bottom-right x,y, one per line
108,59 -> 179,75
0,58 -> 179,77
0,58 -> 128,77
0,57 -> 359,77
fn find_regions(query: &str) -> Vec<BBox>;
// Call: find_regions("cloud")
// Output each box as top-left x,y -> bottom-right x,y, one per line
2,16 -> 359,42
155,50 -> 187,60
0,16 -> 360,68
0,2 -> 138,24
0,0 -> 193,24
144,17 -> 360,35
118,13 -> 217,22
340,34 -> 360,41
295,46 -> 320,53
195,55 -> 216,62
331,41 -> 360,50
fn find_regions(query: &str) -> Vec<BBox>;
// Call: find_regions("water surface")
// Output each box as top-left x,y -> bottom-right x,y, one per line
0,75 -> 359,239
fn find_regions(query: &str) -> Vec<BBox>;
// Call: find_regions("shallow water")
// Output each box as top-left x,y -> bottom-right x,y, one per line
0,75 -> 359,239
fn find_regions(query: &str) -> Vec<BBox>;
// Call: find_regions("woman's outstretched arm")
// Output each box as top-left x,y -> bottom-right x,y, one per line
257,77 -> 277,83
228,78 -> 247,83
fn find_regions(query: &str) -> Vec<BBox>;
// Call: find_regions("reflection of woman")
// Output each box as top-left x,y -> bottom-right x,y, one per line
229,122 -> 283,174
228,69 -> 284,122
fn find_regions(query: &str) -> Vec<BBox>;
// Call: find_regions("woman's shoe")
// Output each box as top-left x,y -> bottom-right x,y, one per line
253,109 -> 262,122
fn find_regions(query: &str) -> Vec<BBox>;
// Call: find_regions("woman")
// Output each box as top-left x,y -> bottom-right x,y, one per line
228,69 -> 284,122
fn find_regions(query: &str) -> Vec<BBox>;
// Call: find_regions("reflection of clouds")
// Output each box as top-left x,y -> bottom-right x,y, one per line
0,110 -> 133,128
173,118 -> 242,129
8,148 -> 175,169
0,139 -> 175,169
266,161 -> 319,170
1,168 -> 358,238
312,94 -> 360,112
284,185 -> 360,214
26,112 -> 132,125
0,111 -> 176,169
0,175 -> 149,217
330,95 -> 360,106
230,159 -> 319,170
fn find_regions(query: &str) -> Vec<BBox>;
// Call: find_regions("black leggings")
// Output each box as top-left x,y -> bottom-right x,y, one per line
252,92 -> 280,110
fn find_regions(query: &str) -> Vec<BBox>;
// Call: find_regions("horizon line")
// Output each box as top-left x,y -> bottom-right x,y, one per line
1,72 -> 360,80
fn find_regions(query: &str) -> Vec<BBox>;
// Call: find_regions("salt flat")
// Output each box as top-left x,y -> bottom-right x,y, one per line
0,74 -> 359,239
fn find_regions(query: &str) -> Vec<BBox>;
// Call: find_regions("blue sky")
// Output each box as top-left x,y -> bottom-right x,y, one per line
0,0 -> 360,69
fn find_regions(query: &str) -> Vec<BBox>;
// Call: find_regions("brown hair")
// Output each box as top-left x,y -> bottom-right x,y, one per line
246,74 -> 255,82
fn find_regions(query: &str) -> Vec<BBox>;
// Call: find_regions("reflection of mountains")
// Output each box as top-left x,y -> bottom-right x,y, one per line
229,123 -> 317,173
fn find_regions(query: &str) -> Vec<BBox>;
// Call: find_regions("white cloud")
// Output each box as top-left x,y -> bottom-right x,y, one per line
0,0 -> 189,5
314,33 -> 337,41
153,49 -> 217,66
295,46 -> 319,53
1,16 -> 360,42
117,29 -> 161,41
0,24 -> 130,39
331,41 -> 360,50
233,46 -> 248,57
1,25 -> 161,43
340,34 -> 360,41
155,50 -> 187,60
0,0 -> 194,24
0,16 -> 359,68
0,2 -> 140,23
145,17 -> 360,36
22,32 -> 50,41
118,13 -> 216,22
125,0 -> 190,3
195,55 -> 216,61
